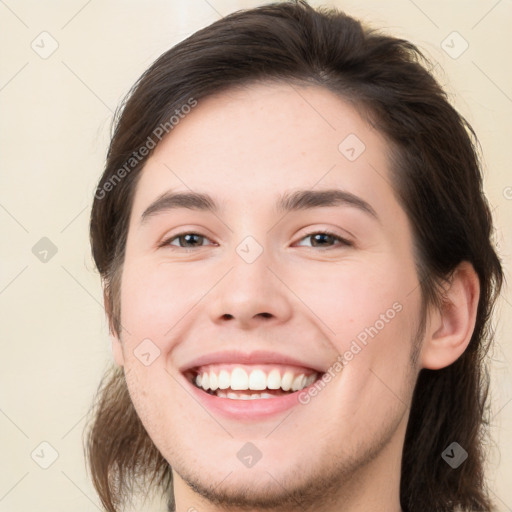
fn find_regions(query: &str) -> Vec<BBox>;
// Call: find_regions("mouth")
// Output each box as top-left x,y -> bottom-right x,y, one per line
184,364 -> 322,400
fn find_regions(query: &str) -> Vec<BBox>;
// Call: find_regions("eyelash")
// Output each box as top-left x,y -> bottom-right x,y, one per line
159,230 -> 353,251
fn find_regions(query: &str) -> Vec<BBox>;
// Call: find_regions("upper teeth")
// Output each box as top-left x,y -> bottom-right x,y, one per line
195,367 -> 317,392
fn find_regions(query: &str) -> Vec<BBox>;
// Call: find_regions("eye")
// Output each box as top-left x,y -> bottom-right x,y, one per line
159,230 -> 352,251
295,230 -> 352,249
161,232 -> 215,250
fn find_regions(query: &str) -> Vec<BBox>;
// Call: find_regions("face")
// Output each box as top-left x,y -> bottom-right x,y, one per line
113,82 -> 425,509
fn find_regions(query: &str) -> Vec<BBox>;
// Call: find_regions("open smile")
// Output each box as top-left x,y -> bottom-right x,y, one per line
182,362 -> 326,420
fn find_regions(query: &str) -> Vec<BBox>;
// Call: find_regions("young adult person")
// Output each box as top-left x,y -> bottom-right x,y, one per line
86,2 -> 503,511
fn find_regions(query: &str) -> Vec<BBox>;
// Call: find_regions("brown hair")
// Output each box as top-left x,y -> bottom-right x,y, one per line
86,1 -> 504,511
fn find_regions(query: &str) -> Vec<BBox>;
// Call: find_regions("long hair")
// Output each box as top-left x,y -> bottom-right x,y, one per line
86,2 -> 504,510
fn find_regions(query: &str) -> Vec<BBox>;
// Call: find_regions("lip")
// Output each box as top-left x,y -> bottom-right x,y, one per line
184,370 -> 322,421
179,349 -> 326,374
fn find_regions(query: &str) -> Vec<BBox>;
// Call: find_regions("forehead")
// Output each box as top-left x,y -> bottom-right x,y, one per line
130,82 -> 401,224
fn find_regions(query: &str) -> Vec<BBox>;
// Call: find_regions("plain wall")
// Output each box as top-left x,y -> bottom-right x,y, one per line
0,1 -> 510,510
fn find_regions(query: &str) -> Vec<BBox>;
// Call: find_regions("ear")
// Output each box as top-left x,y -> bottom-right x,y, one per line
103,288 -> 125,367
420,261 -> 480,370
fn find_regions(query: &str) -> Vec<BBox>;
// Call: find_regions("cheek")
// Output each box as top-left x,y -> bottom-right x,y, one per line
295,260 -> 420,377
123,364 -> 172,446
120,260 -> 203,341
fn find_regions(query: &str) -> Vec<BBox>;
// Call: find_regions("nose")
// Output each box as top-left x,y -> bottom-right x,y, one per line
207,247 -> 293,330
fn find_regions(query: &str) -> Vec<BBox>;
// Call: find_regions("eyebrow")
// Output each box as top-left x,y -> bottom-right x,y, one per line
140,188 -> 379,224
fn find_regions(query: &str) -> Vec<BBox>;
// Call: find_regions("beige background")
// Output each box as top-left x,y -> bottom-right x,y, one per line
0,0 -> 510,510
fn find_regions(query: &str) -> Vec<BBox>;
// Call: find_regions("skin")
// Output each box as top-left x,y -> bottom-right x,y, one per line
111,82 -> 480,512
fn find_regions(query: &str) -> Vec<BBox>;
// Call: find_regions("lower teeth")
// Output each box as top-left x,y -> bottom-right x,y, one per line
206,389 -> 292,400
217,391 -> 279,400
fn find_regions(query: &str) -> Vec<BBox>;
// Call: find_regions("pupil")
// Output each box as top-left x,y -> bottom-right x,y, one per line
313,233 -> 332,246
183,234 -> 201,247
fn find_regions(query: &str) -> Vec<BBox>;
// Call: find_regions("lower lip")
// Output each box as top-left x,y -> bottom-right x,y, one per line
185,376 -> 319,421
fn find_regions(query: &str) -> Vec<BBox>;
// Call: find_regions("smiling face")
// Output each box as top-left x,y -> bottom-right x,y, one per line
112,82 -> 426,510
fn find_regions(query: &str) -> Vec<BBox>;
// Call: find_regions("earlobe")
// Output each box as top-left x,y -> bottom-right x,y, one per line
420,261 -> 480,370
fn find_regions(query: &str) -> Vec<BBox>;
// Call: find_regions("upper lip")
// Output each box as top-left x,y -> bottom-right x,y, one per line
180,350 -> 326,374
